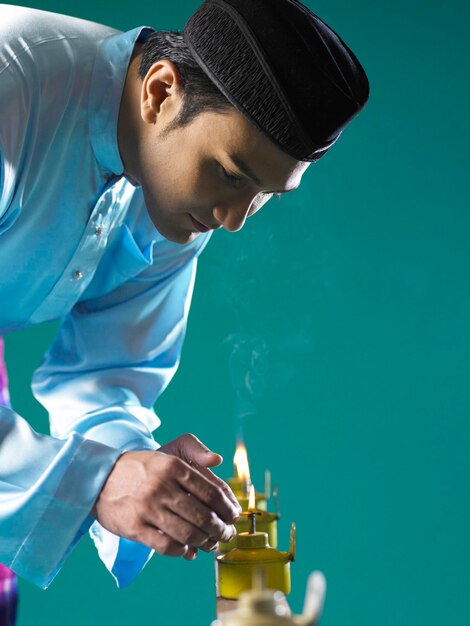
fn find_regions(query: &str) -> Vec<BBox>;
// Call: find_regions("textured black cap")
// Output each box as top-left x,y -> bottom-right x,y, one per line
183,0 -> 369,161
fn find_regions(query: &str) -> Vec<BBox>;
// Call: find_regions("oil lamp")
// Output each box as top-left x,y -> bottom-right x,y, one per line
216,486 -> 295,600
218,485 -> 280,552
227,443 -> 269,511
212,570 -> 327,626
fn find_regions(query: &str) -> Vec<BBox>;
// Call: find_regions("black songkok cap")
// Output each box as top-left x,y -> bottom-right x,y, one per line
183,0 -> 369,161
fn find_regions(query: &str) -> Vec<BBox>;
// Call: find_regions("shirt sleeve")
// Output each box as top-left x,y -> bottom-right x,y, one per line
0,405 -> 121,589
31,233 -> 209,587
0,51 -> 27,231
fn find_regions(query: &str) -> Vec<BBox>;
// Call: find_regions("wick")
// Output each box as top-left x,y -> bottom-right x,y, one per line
241,509 -> 261,534
249,511 -> 257,534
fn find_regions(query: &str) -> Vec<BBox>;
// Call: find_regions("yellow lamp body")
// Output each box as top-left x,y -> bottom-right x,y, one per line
236,494 -> 267,512
227,478 -> 267,511
218,511 -> 278,552
217,533 -> 292,599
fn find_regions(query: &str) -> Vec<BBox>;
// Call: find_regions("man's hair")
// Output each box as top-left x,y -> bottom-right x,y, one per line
139,31 -> 232,128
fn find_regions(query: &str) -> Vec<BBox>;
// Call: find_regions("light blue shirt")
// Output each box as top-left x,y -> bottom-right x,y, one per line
0,5 -> 211,589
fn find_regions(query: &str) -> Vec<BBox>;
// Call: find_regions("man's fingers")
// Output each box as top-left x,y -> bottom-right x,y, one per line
146,500 -> 209,547
160,433 -> 223,468
194,465 -> 242,513
173,459 -> 240,524
169,488 -> 236,543
199,538 -> 219,553
140,526 -> 188,557
184,546 -> 199,560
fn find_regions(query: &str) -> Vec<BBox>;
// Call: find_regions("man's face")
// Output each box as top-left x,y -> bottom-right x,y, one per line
134,106 -> 310,244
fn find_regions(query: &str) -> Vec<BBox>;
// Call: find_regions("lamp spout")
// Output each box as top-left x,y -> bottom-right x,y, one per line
293,572 -> 327,626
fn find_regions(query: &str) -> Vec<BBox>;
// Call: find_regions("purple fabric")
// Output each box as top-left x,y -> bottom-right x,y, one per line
0,338 -> 9,408
0,338 -> 18,626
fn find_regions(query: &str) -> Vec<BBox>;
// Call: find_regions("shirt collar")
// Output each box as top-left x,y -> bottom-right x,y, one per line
88,26 -> 154,176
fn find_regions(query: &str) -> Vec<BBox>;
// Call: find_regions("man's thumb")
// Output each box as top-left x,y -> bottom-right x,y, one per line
180,434 -> 223,467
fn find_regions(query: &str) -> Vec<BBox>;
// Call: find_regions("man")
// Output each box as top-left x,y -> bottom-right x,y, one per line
0,0 -> 369,591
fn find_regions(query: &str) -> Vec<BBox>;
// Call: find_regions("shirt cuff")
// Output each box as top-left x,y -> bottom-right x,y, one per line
9,435 -> 121,589
89,522 -> 154,588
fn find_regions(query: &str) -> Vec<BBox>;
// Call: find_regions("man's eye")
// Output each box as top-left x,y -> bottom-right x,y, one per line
219,165 -> 245,188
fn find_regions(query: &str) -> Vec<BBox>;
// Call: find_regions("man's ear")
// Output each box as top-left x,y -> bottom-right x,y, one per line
140,60 -> 183,125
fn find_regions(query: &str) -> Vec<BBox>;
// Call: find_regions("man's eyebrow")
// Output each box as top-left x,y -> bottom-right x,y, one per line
229,154 -> 296,194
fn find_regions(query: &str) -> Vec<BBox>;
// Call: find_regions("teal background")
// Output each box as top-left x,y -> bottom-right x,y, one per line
3,0 -> 469,625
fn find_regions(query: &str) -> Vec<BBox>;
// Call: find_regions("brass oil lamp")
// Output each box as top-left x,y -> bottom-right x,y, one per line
216,486 -> 295,600
219,485 -> 280,552
212,570 -> 327,626
221,443 -> 279,552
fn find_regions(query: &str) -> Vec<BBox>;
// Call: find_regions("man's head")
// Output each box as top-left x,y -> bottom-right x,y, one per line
118,0 -> 369,244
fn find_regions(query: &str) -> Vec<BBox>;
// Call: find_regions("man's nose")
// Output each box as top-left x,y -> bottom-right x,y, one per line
212,195 -> 255,232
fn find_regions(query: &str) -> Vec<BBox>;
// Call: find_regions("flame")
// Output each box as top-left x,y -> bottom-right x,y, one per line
234,443 -> 251,482
248,484 -> 256,512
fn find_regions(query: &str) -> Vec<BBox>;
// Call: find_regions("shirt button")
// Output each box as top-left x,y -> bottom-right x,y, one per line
72,269 -> 83,281
94,225 -> 104,236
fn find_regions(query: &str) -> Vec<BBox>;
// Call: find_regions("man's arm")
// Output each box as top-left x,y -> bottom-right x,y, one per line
31,233 -> 239,586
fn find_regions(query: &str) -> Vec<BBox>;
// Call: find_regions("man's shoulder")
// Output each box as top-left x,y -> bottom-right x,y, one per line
0,4 -> 119,49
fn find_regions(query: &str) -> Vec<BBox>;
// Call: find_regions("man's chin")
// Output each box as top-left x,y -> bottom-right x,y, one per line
167,230 -> 201,245
151,219 -> 201,245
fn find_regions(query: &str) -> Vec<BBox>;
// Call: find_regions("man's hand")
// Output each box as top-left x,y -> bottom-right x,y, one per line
92,434 -> 241,560
158,433 -> 242,558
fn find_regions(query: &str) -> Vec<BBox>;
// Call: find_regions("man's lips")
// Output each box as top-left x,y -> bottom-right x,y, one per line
189,215 -> 211,233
